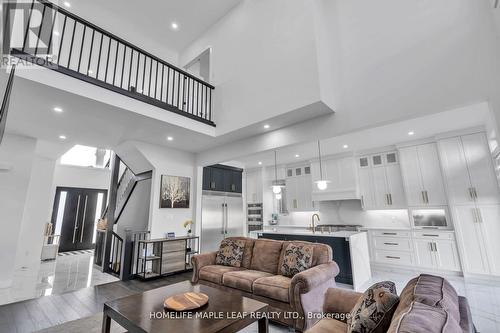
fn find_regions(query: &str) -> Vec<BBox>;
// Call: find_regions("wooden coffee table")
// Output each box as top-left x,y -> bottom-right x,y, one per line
102,280 -> 269,333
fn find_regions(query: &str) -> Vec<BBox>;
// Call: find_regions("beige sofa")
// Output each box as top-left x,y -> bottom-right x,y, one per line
191,237 -> 340,332
306,274 -> 475,333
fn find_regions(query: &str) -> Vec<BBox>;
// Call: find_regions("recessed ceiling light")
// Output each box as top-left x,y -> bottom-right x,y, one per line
88,69 -> 94,75
295,154 -> 300,158
343,144 -> 349,149
53,107 -> 63,113
263,124 -> 270,129
63,1 -> 71,8
54,31 -> 60,36
167,136 -> 174,141
171,22 -> 179,30
258,161 -> 262,165
408,131 -> 415,136
59,135 -> 67,140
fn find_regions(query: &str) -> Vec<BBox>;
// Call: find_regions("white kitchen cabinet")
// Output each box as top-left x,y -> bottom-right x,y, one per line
358,152 -> 406,210
452,206 -> 491,275
286,168 -> 315,212
413,233 -> 461,272
399,143 -> 447,206
475,205 -> 500,275
438,133 -> 500,205
246,169 -> 263,203
359,167 -> 375,209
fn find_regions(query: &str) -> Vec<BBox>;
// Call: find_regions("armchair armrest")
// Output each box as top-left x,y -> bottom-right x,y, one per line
290,261 -> 340,331
323,288 -> 363,322
191,251 -> 217,283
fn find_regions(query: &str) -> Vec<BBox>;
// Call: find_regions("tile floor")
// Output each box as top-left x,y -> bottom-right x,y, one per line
0,252 -> 118,306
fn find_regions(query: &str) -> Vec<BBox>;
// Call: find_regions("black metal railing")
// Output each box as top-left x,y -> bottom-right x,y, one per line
109,231 -> 123,276
0,66 -> 16,145
6,0 -> 215,126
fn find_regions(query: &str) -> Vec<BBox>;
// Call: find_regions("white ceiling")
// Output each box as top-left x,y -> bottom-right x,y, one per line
234,103 -> 492,169
59,0 -> 242,58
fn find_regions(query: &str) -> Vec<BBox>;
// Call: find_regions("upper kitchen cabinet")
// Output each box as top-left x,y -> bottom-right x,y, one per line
358,151 -> 407,209
310,156 -> 359,201
246,169 -> 263,203
286,165 -> 315,212
438,133 -> 500,205
399,143 -> 447,207
203,165 -> 243,193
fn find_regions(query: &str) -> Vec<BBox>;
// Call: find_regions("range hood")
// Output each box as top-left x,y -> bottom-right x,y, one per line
310,156 -> 360,202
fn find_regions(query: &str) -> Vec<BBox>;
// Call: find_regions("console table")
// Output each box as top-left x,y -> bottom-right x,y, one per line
135,236 -> 199,280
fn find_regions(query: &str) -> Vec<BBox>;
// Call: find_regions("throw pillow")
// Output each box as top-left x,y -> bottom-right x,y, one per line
215,239 -> 245,267
347,281 -> 400,333
280,243 -> 313,277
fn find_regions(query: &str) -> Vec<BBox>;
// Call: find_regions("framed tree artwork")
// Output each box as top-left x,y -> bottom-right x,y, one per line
159,175 -> 190,208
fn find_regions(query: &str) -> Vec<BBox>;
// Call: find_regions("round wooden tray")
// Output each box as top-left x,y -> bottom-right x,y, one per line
164,292 -> 209,311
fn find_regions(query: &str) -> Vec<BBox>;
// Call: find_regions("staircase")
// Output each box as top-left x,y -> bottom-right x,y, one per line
0,66 -> 15,145
95,156 -> 152,279
4,0 -> 215,126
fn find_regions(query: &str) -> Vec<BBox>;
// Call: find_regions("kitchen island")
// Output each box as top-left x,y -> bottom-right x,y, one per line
251,228 -> 371,291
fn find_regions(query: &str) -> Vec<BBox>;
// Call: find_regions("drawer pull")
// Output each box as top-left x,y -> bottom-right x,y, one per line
384,242 -> 399,246
382,232 -> 397,235
386,256 -> 401,259
422,234 -> 439,237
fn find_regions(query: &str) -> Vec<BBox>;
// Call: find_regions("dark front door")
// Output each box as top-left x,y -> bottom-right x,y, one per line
52,187 -> 108,252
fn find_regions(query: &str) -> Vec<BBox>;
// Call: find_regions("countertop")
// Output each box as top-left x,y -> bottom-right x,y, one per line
250,229 -> 362,238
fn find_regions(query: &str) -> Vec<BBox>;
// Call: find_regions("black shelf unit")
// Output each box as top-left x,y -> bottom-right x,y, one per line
135,236 -> 199,280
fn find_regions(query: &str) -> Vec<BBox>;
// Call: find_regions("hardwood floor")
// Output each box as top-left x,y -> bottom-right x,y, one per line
0,271 -> 192,333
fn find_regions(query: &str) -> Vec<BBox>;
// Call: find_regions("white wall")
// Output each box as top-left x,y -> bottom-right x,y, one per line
130,142 -> 197,238
14,156 -> 56,270
0,134 -> 37,287
180,0 -> 324,135
51,164 -> 111,191
115,179 -> 151,237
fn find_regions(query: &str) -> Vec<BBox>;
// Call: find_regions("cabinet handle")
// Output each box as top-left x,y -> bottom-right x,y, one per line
421,191 -> 426,204
476,208 -> 483,223
382,232 -> 397,235
361,195 -> 365,209
472,187 -> 478,200
388,193 -> 393,205
429,242 -> 433,252
468,187 -> 475,201
433,243 -> 438,252
422,234 -> 439,237
424,190 -> 429,204
384,242 -> 399,246
210,181 -> 216,189
472,208 -> 478,223
386,256 -> 400,259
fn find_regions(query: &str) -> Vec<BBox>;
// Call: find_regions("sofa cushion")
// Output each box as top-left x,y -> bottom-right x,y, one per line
387,301 -> 462,333
215,239 -> 246,267
250,239 -> 283,274
279,241 -> 332,269
199,265 -> 245,284
225,237 -> 255,268
347,281 -> 399,333
393,274 -> 460,325
222,269 -> 273,292
306,318 -> 348,333
280,243 -> 314,277
253,275 -> 291,303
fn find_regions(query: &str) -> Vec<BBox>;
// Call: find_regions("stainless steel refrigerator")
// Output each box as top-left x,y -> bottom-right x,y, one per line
201,190 -> 244,252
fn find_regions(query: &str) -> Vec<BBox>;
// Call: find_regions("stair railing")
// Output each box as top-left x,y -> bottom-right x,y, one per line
4,0 -> 215,125
0,66 -> 16,145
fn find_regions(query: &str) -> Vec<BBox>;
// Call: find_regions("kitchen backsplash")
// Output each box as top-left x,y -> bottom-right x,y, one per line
272,200 -> 410,229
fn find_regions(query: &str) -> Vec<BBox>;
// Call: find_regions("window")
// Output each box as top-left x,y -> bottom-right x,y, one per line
60,145 -> 111,168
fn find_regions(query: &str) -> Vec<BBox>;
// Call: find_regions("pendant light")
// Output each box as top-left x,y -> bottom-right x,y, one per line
271,150 -> 282,194
315,140 -> 330,190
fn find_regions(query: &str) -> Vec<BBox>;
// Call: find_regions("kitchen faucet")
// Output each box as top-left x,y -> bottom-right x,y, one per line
311,214 -> 320,234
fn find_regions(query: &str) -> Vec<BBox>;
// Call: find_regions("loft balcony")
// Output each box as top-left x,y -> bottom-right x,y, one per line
4,0 -> 215,126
